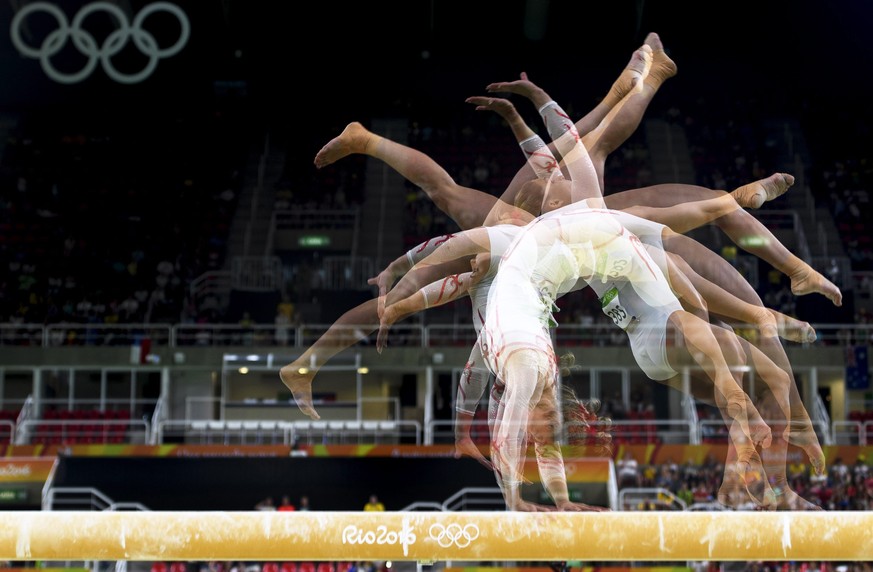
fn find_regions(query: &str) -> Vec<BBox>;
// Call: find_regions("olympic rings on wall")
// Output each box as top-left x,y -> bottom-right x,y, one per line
10,1 -> 190,84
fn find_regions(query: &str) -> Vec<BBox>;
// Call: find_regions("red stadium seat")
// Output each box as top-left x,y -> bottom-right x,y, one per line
262,563 -> 279,572
151,563 -> 168,572
280,563 -> 296,572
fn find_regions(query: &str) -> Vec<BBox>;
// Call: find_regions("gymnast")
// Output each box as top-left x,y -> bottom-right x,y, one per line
282,35 -> 826,509
376,86 -> 797,508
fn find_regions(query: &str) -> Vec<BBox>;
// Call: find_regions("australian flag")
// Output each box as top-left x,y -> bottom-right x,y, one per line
846,345 -> 869,390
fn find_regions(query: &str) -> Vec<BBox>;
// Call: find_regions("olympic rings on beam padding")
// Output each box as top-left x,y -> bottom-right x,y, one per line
1,511 -> 873,562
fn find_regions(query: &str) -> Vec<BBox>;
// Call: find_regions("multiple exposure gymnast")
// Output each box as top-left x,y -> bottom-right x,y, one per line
279,33 -> 829,510
375,85 -> 820,510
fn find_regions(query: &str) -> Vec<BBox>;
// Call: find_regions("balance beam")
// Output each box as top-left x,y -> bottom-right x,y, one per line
2,511 -> 871,562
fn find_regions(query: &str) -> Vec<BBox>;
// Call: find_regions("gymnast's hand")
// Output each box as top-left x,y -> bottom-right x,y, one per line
376,304 -> 400,353
367,268 -> 396,319
513,499 -> 559,512
454,436 -> 494,472
485,72 -> 547,101
465,96 -> 519,122
555,500 -> 611,512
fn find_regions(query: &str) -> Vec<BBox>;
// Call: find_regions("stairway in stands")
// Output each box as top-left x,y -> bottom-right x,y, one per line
355,118 -> 407,270
644,118 -> 726,255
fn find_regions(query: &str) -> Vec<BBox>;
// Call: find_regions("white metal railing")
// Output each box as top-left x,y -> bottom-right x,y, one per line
14,394 -> 35,444
1,322 -> 871,348
41,458 -> 60,510
0,323 -> 44,346
684,390 -> 701,445
297,324 -> 423,348
813,393 -> 833,445
231,256 -> 283,291
291,419 -> 422,446
174,323 -> 298,347
831,421 -> 867,445
400,501 -> 445,511
323,256 -> 375,290
188,269 -> 232,307
149,396 -> 167,445
154,418 -> 422,446
156,419 -> 292,445
440,487 -> 505,511
44,323 -> 173,347
44,487 -> 149,511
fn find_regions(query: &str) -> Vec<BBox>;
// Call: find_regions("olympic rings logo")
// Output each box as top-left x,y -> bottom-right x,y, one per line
428,523 -> 480,548
10,1 -> 190,84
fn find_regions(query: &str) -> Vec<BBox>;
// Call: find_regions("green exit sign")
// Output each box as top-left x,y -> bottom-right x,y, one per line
298,235 -> 331,247
0,489 -> 27,503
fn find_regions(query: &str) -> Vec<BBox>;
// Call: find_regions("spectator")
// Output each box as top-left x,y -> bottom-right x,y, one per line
677,481 -> 693,507
277,495 -> 296,512
617,451 -> 641,488
274,308 -> 291,346
298,495 -> 310,511
255,497 -> 275,511
363,494 -> 384,512
831,457 -> 849,484
853,455 -> 870,481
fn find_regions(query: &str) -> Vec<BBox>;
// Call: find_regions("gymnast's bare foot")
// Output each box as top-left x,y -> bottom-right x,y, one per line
718,458 -> 776,510
313,122 -> 376,168
768,309 -> 817,343
786,420 -> 827,476
736,457 -> 777,510
643,32 -> 677,87
748,417 -> 773,450
723,393 -> 772,451
775,486 -> 823,511
731,173 -> 795,209
279,364 -> 320,419
789,264 -> 843,306
601,44 -> 654,105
